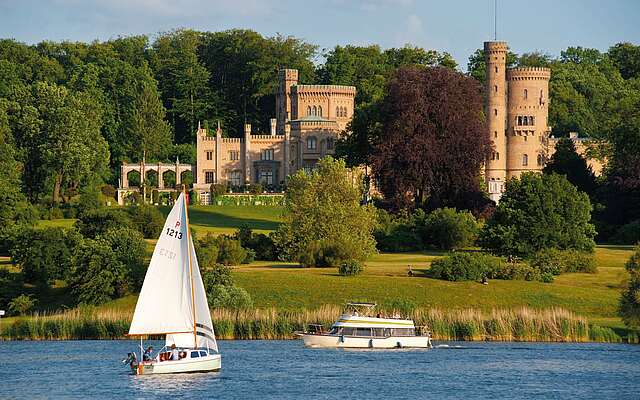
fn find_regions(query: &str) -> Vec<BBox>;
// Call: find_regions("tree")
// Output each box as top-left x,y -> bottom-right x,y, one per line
423,208 -> 479,250
130,77 -> 173,160
479,173 -> 596,257
608,42 -> 640,80
275,157 -> 377,266
10,227 -> 83,289
75,208 -> 135,238
127,204 -> 165,239
544,137 -> 597,196
8,294 -> 37,316
370,66 -> 492,211
620,245 -> 640,329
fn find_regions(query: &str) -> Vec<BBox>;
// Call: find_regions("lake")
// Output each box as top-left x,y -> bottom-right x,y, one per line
1,340 -> 639,399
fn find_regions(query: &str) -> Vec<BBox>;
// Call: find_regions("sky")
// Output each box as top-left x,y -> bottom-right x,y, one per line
1,0 -> 639,70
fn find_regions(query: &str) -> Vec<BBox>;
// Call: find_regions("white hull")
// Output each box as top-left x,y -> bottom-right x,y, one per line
301,334 -> 432,349
133,354 -> 221,375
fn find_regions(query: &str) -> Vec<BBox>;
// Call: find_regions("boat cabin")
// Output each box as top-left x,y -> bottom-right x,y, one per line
328,327 -> 416,337
158,348 -> 212,362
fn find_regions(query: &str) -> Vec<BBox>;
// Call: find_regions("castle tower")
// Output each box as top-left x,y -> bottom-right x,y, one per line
484,41 -> 509,202
506,67 -> 551,179
276,69 -> 298,134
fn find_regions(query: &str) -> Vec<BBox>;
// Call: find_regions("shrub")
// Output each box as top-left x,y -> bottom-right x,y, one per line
530,248 -> 597,275
77,186 -> 102,217
373,209 -> 424,252
0,269 -> 22,305
210,183 -> 228,198
423,208 -> 479,250
8,294 -> 37,316
242,248 -> 256,264
620,245 -> 640,329
198,234 -> 220,269
248,184 -> 263,194
69,239 -> 126,305
202,264 -> 234,287
429,252 -> 494,281
338,260 -> 363,276
207,284 -> 253,310
152,190 -> 159,205
101,184 -> 116,199
99,227 -> 147,293
298,239 -> 357,268
127,205 -> 164,238
217,236 -> 247,266
76,208 -> 135,239
612,220 -> 640,245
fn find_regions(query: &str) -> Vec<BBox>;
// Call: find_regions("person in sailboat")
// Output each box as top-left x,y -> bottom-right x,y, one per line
143,346 -> 154,361
170,344 -> 180,361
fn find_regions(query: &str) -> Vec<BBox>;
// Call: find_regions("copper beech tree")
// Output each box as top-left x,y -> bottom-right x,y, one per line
370,66 -> 492,211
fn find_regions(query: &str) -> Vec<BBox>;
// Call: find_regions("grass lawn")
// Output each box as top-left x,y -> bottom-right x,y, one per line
232,245 -> 635,330
36,219 -> 76,229
161,204 -> 283,236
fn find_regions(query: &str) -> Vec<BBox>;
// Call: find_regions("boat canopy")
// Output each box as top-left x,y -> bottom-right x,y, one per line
333,315 -> 415,329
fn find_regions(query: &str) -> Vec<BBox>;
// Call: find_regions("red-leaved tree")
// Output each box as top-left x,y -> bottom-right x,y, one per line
370,66 -> 492,212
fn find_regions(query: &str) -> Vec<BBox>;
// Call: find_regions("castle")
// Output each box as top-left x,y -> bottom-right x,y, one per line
118,69 -> 355,205
117,40 -> 602,205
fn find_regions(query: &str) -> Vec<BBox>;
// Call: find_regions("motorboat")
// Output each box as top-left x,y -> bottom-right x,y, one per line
298,303 -> 433,349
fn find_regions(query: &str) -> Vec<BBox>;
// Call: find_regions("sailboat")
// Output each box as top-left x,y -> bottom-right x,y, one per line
125,191 -> 221,375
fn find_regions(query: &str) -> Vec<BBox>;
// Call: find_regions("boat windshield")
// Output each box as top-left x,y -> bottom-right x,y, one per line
344,302 -> 376,316
330,327 -> 416,337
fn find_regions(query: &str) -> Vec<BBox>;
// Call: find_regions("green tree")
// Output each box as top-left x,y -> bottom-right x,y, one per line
608,42 -> 640,80
275,157 -> 377,265
620,245 -> 640,329
127,204 -> 164,239
8,294 -> 37,316
131,78 -> 173,160
423,208 -> 479,250
479,173 -> 596,257
543,137 -> 597,196
10,227 -> 83,289
75,208 -> 135,238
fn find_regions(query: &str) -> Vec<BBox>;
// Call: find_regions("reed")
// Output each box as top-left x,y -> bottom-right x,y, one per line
0,305 -> 625,343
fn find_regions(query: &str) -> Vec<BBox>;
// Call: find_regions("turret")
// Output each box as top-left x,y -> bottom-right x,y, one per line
484,41 -> 509,202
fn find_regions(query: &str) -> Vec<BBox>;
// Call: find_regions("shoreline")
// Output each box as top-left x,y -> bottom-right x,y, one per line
1,305 -> 637,344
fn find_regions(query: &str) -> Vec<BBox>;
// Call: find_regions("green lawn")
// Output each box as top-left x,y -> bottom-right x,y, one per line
232,246 -> 635,330
162,205 -> 283,236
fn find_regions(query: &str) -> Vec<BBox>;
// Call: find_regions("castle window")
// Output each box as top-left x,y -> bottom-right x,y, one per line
522,154 -> 528,166
537,154 -> 544,166
496,152 -> 499,160
230,170 -> 242,186
523,116 -> 528,126
491,152 -> 495,160
261,149 -> 274,161
524,136 -> 528,142
327,138 -> 334,150
307,136 -> 317,150
259,170 -> 273,185
494,131 -> 498,138
206,151 -> 213,161
529,116 -> 535,125
518,116 -> 523,126
494,85 -> 498,93
312,106 -> 317,116
494,109 -> 498,116
229,150 -> 239,161
336,106 -> 340,118
495,66 -> 498,73
318,106 -> 322,117
524,89 -> 528,99
307,106 -> 312,116
205,171 -> 215,184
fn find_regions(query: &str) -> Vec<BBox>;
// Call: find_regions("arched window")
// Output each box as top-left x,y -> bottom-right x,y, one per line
307,136 -> 317,150
494,131 -> 498,138
495,66 -> 498,73
537,154 -> 543,166
529,116 -> 535,125
318,106 -> 322,117
496,152 -> 499,160
336,106 -> 340,117
494,109 -> 498,116
327,138 -> 334,150
312,106 -> 317,116
518,116 -> 523,126
494,85 -> 498,93
524,89 -> 528,99
523,116 -> 528,126
491,152 -> 496,160
307,106 -> 312,116
522,154 -> 528,166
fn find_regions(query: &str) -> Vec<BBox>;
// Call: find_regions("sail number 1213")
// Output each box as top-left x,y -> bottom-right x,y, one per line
166,228 -> 183,240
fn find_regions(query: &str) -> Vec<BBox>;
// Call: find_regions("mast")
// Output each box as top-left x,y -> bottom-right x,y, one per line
184,186 -> 198,348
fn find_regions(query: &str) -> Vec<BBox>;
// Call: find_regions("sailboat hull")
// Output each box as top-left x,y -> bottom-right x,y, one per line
132,354 -> 221,375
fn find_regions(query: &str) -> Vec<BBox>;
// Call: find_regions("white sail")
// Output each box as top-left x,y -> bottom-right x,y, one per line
129,193 -> 217,352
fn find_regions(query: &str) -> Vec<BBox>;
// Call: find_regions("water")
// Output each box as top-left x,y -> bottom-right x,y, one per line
1,340 -> 639,399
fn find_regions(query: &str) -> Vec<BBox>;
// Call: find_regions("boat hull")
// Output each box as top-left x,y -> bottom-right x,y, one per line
132,354 -> 221,375
301,334 -> 432,349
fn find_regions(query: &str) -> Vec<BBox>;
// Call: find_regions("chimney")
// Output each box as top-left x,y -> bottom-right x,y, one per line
270,118 -> 277,136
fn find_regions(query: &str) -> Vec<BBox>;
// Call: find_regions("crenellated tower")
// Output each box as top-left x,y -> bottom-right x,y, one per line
506,67 -> 551,179
276,69 -> 298,134
484,41 -> 509,202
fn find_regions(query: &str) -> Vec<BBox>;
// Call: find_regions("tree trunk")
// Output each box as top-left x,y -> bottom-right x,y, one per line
53,173 -> 62,204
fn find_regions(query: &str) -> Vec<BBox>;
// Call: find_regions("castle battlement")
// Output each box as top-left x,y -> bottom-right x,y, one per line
293,85 -> 357,95
507,67 -> 551,80
221,138 -> 242,143
484,41 -> 509,53
251,134 -> 284,140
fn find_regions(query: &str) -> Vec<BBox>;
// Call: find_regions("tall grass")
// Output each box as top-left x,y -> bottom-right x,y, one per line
0,305 -> 629,343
